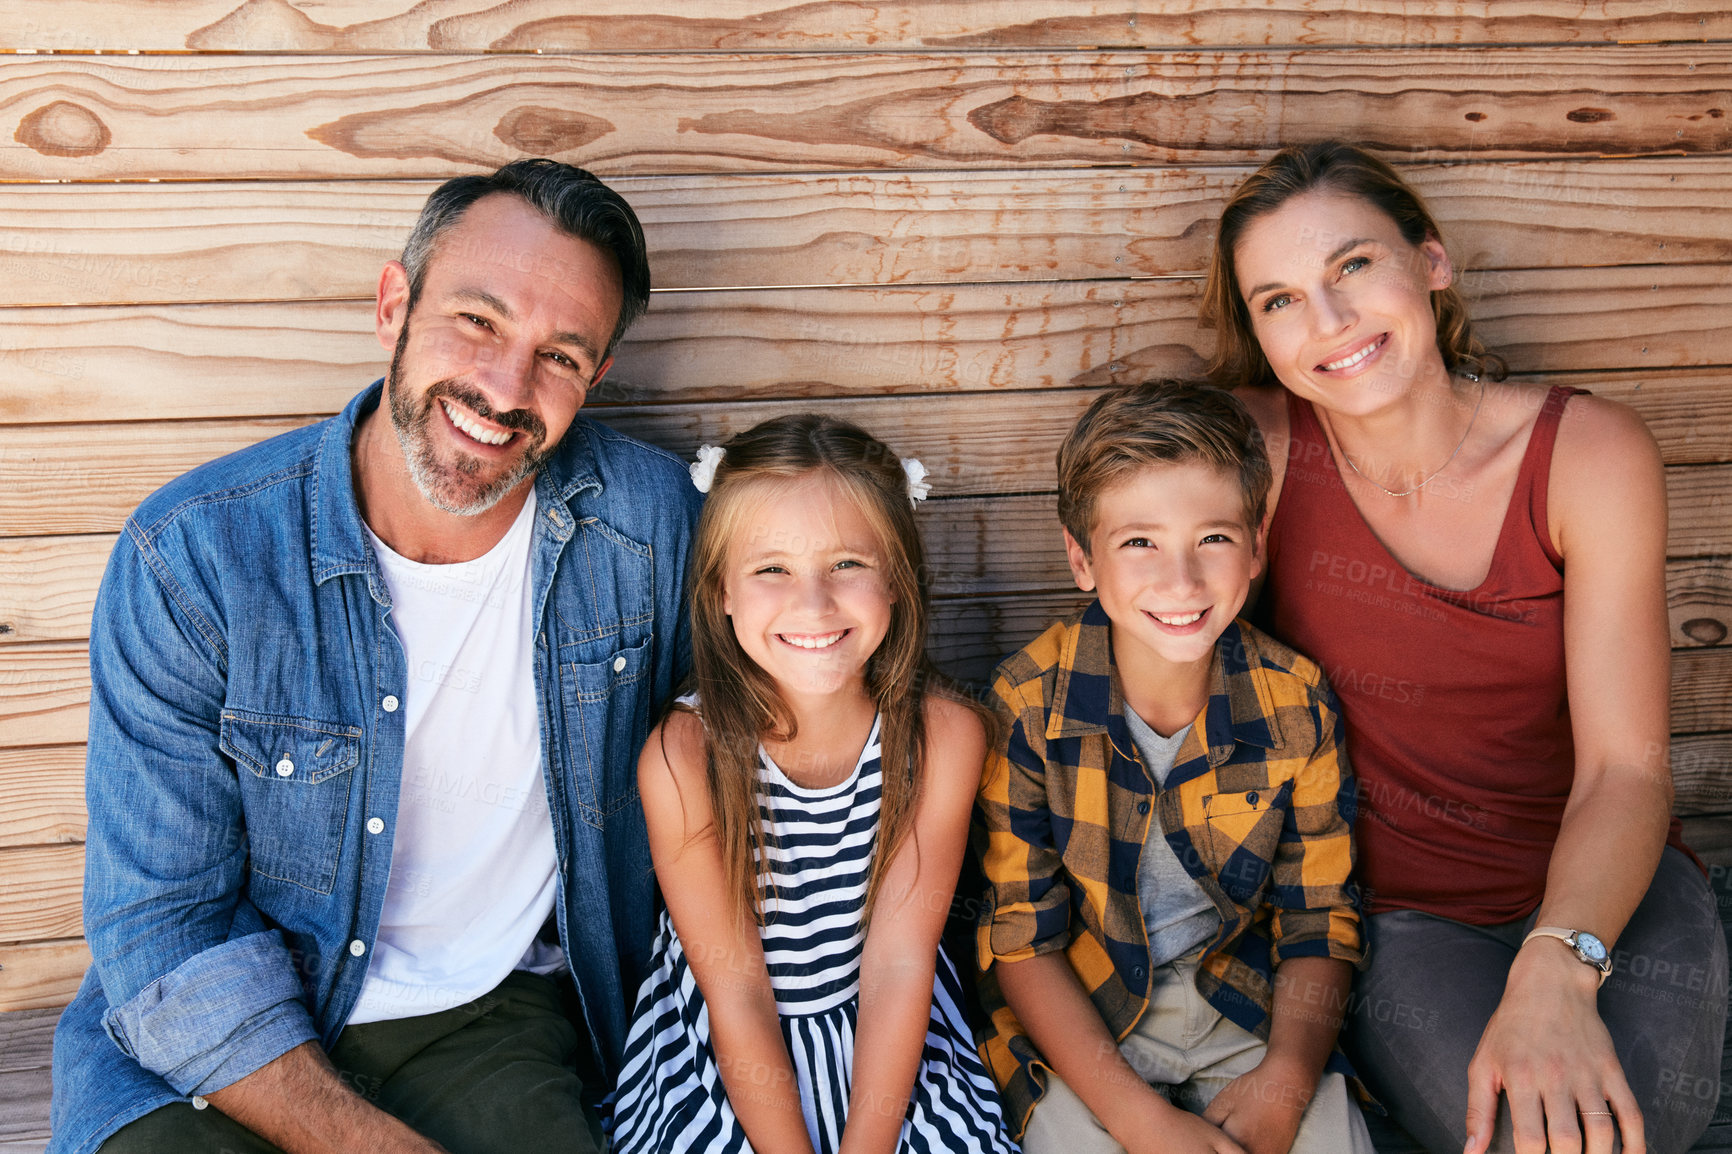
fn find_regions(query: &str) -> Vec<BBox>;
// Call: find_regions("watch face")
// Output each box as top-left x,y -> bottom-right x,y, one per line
1575,932 -> 1609,964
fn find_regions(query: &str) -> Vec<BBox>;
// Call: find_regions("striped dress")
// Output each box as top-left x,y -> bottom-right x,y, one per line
609,714 -> 1016,1154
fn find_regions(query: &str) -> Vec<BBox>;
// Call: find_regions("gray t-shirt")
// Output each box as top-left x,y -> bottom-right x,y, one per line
1123,708 -> 1221,967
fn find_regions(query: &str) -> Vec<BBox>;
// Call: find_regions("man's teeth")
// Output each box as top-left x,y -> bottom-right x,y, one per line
1321,336 -> 1384,371
782,631 -> 845,650
1152,610 -> 1205,626
442,399 -> 512,446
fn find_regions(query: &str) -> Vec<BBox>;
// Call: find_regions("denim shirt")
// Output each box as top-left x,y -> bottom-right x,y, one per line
49,383 -> 701,1154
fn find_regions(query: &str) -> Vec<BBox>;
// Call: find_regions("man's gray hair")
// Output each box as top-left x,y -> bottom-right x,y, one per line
400,158 -> 651,357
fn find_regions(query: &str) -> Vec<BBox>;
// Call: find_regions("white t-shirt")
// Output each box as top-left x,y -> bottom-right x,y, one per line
350,490 -> 563,1024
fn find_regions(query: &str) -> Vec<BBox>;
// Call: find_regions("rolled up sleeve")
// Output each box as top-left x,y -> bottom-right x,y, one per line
84,525 -> 317,1094
1268,683 -> 1365,968
102,931 -> 319,1095
976,685 -> 1072,969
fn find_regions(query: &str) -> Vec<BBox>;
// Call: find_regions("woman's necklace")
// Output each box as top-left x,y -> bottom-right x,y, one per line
1337,377 -> 1487,498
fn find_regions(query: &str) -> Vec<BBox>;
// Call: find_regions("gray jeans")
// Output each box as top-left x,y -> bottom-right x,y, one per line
1346,848 -> 1728,1154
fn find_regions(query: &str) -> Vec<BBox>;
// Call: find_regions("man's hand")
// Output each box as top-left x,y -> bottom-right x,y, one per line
204,1041 -> 447,1154
1463,943 -> 1642,1154
1201,1058 -> 1311,1154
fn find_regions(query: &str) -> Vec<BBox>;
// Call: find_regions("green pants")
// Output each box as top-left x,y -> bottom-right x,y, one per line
102,971 -> 603,1154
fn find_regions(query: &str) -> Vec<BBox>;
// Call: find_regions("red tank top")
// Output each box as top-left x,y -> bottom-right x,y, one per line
1259,386 -> 1690,924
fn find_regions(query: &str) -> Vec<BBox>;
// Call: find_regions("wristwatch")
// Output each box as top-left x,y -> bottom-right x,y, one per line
1522,925 -> 1613,986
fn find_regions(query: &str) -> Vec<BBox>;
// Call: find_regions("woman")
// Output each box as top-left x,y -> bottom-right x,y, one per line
1200,141 -> 1726,1154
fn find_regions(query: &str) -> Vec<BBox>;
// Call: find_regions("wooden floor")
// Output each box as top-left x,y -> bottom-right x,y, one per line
0,1006 -> 55,1154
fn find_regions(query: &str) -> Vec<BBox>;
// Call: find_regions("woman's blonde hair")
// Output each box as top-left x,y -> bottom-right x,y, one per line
1200,140 -> 1507,390
679,413 -> 973,927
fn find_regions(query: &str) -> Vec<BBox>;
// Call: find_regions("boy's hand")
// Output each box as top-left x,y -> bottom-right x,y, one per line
1201,1059 -> 1312,1154
1127,1101 -> 1250,1154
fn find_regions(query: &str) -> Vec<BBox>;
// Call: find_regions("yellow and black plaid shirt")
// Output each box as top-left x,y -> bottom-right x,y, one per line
975,601 -> 1365,1135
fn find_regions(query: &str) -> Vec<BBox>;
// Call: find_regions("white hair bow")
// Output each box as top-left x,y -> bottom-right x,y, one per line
902,457 -> 931,504
689,444 -> 725,493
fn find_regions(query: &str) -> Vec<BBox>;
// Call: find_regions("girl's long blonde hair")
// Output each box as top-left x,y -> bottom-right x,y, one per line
679,413 -> 975,927
1200,140 -> 1507,390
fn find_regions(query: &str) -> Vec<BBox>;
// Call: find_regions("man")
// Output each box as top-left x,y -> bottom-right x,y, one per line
49,160 -> 701,1153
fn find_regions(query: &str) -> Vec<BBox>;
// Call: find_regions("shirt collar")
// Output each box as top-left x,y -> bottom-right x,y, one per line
310,379 -> 603,590
1046,599 -> 1285,764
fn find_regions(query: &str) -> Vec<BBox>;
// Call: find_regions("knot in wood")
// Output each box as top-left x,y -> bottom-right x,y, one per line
1681,617 -> 1728,646
15,101 -> 112,158
494,106 -> 611,155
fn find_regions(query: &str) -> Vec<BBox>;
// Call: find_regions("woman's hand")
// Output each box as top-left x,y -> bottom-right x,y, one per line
1463,941 -> 1643,1154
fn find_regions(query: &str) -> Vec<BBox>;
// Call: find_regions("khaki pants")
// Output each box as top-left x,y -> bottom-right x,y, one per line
1022,951 -> 1374,1154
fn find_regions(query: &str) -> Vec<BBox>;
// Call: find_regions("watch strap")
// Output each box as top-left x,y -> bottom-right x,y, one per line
1524,925 -> 1612,986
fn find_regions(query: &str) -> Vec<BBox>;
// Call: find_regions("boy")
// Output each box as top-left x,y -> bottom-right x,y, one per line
975,382 -> 1371,1154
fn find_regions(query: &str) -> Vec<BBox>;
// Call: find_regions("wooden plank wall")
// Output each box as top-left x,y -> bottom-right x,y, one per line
0,2 -> 1729,1014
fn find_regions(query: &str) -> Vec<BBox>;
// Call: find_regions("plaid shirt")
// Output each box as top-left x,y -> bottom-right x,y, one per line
974,601 -> 1365,1136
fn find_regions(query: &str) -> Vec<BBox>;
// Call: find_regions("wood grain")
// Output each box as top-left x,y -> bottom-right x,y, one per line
0,1003 -> 53,1145
2,48 -> 1729,181
0,940 -> 89,1014
16,1 -> 1731,53
1669,467 -> 1732,562
3,265 -> 1730,427
1461,264 -> 1732,378
0,536 -> 115,649
0,748 -> 85,848
1674,733 -> 1732,817
0,418 -> 320,537
4,160 -> 1731,307
0,1057 -> 50,1144
1672,561 -> 1732,650
0,1008 -> 57,1075
0,846 -> 84,945
0,646 -> 90,749
1674,649 -> 1732,736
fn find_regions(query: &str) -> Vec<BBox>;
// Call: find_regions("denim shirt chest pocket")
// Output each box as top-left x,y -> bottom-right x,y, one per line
550,515 -> 655,827
220,709 -> 362,894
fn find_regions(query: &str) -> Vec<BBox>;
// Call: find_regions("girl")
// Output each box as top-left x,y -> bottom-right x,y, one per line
1201,141 -> 1726,1154
609,414 -> 1016,1154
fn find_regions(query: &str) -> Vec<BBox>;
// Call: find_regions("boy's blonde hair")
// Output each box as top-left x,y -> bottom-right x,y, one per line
1057,381 -> 1272,553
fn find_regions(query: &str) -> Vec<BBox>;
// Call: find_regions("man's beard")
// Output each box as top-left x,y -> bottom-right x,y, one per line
386,320 -> 554,516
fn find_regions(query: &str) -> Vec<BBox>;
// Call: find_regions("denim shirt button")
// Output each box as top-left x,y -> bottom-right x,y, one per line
349,939 -> 366,957
274,758 -> 294,777
191,1095 -> 209,1110
382,695 -> 400,713
612,655 -> 626,672
366,817 -> 384,835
